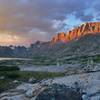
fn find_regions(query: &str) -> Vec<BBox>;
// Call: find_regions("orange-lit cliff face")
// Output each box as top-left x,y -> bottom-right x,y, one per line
51,22 -> 100,44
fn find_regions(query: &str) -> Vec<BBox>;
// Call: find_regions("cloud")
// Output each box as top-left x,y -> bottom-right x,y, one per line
0,0 -> 99,46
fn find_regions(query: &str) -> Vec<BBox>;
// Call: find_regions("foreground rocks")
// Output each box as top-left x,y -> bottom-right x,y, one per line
0,78 -> 82,100
36,84 -> 82,100
53,71 -> 100,100
0,83 -> 82,100
0,71 -> 100,100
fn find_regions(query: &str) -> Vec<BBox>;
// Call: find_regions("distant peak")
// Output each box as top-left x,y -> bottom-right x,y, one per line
51,22 -> 100,44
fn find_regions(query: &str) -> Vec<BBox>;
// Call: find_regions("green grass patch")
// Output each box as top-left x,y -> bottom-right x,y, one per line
0,71 -> 65,81
0,65 -> 19,71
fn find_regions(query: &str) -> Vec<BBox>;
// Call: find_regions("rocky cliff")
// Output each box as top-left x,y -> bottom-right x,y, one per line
51,22 -> 100,44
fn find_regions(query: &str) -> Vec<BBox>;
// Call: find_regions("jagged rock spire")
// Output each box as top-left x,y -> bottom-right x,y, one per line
51,22 -> 100,44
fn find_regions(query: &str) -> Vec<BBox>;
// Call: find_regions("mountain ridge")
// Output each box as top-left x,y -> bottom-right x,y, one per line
51,22 -> 100,44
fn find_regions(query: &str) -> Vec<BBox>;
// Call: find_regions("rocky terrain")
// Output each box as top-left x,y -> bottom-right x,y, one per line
0,71 -> 100,100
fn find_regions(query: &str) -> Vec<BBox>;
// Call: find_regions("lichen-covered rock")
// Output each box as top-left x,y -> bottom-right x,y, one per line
36,84 -> 82,100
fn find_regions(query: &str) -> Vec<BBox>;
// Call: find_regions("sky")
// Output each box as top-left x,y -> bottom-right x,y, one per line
0,0 -> 100,46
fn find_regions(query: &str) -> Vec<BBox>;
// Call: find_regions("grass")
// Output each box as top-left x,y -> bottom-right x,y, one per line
0,71 -> 65,81
0,65 -> 19,71
32,57 -> 57,66
57,54 -> 100,65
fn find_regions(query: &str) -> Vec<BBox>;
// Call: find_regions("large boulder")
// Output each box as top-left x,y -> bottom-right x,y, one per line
36,84 -> 82,100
